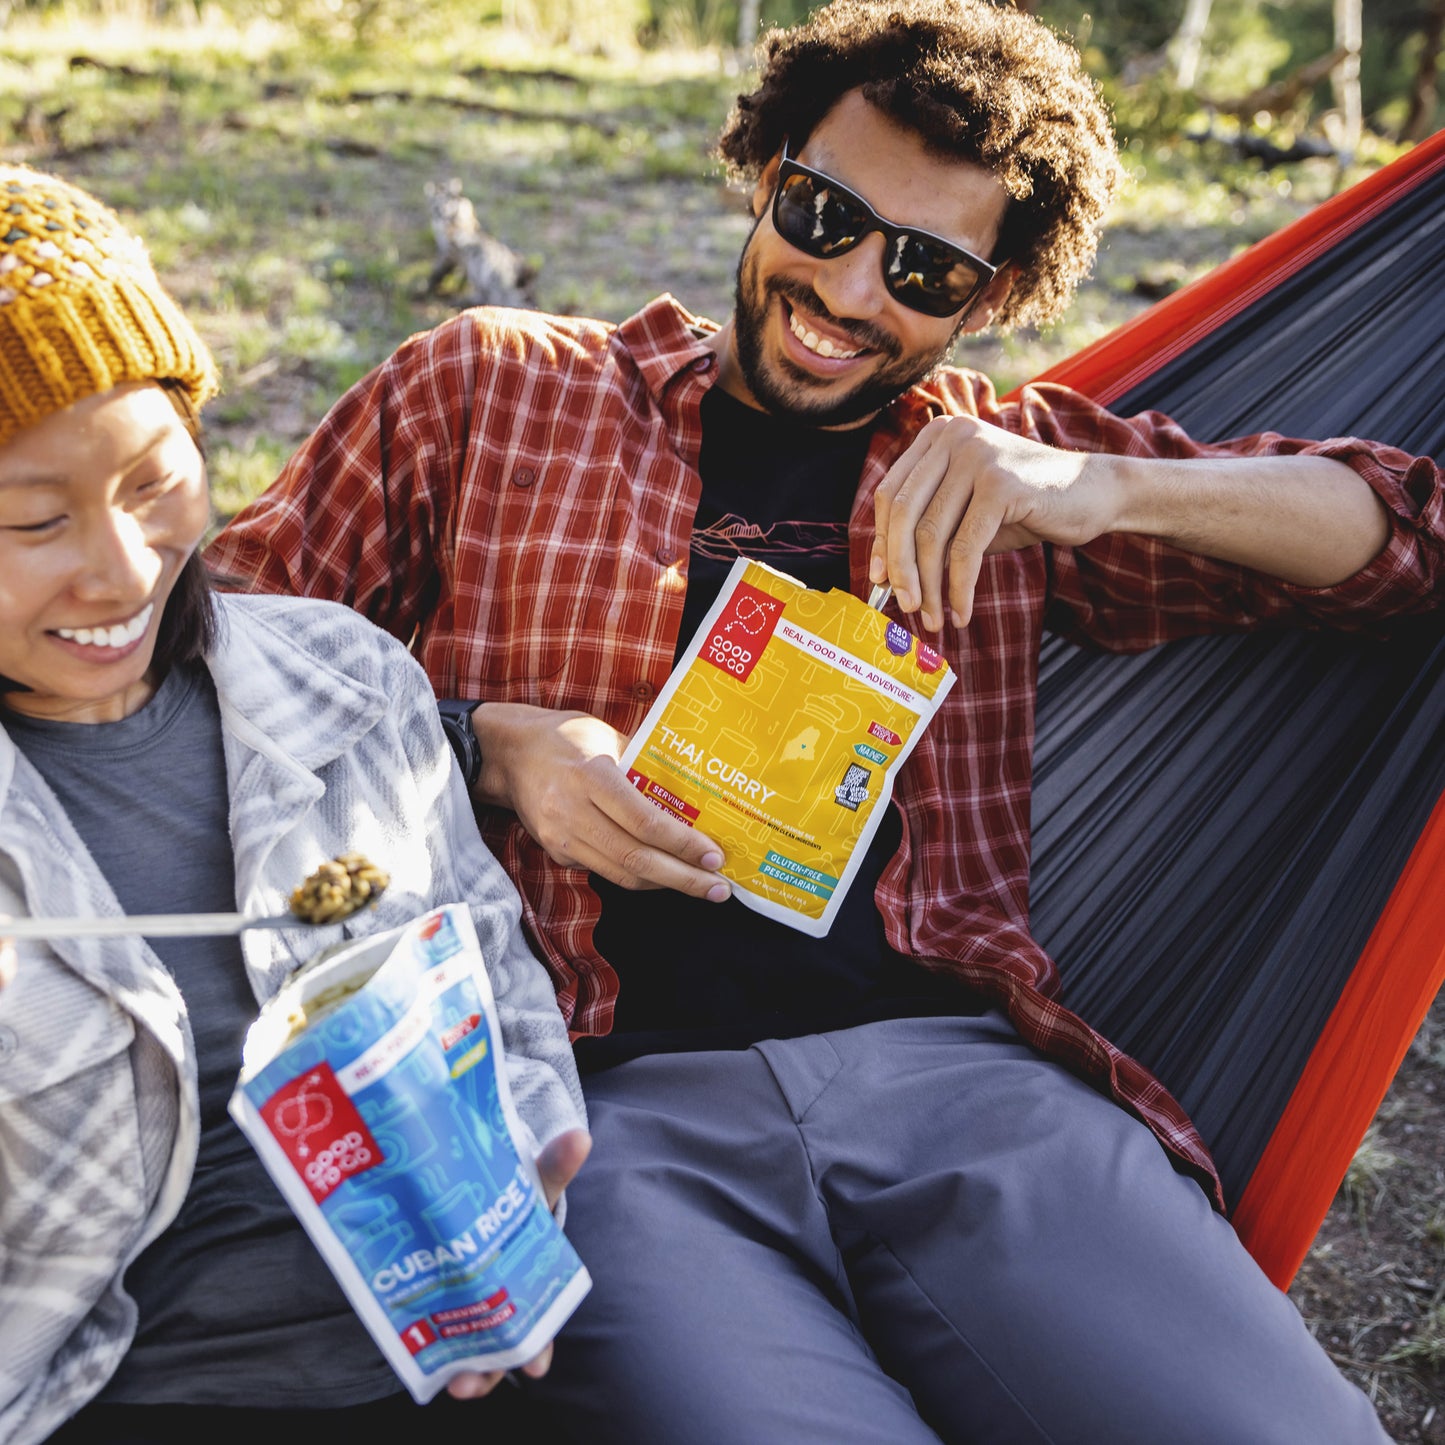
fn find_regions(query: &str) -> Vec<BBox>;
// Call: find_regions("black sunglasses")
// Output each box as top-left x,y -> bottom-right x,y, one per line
770,141 -> 1000,319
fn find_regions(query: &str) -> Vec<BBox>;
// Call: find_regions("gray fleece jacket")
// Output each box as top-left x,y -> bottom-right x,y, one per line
0,593 -> 584,1445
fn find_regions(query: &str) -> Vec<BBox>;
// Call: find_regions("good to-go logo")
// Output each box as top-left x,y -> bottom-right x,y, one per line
303,1130 -> 374,1196
702,580 -> 783,683
260,1061 -> 384,1204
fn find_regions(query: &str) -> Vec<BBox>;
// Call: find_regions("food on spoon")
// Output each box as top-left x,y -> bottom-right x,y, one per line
289,853 -> 390,925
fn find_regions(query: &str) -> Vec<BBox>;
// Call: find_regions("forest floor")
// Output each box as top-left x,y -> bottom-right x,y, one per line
2,14 -> 1442,1439
1292,993 -> 1445,1442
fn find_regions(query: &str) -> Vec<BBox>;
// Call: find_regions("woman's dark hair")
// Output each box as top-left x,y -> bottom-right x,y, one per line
0,379 -> 217,702
717,0 -> 1123,330
153,379 -> 219,671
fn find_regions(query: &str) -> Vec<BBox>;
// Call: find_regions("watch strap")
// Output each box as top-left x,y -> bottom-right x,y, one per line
437,698 -> 484,789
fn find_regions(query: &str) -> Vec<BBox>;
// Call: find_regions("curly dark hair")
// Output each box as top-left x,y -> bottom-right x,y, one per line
717,0 -> 1122,330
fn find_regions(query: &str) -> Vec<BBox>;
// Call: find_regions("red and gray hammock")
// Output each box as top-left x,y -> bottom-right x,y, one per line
1018,128 -> 1445,1289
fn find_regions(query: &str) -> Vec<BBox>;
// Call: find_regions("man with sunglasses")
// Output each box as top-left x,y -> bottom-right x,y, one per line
212,2 -> 1441,1440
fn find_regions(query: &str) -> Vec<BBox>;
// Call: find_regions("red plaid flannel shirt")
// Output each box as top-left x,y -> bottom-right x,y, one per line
209,295 -> 1445,1208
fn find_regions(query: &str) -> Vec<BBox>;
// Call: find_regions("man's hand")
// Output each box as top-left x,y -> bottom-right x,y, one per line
472,703 -> 731,901
869,413 -> 1392,630
446,1128 -> 592,1401
870,414 -> 1112,630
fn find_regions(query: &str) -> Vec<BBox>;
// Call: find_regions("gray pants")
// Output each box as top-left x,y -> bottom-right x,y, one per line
532,1012 -> 1388,1444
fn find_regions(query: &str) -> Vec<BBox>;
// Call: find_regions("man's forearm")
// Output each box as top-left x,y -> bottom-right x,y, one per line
1106,453 -> 1391,588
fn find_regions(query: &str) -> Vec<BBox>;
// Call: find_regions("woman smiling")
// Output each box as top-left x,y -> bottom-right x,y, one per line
0,379 -> 211,721
0,167 -> 587,1445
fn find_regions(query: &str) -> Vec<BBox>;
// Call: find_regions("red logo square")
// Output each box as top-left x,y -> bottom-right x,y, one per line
700,579 -> 783,683
259,1061 -> 383,1205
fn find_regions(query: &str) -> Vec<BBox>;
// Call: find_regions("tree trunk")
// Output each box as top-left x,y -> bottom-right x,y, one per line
1402,0 -> 1445,143
1171,0 -> 1214,90
1332,0 -> 1363,156
737,0 -> 761,51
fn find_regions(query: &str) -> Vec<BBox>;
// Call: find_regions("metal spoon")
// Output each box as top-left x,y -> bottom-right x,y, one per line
2,911 -> 305,941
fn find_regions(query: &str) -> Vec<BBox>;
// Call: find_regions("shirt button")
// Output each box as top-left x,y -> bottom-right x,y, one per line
0,1026 -> 17,1068
632,681 -> 657,701
655,548 -> 682,566
692,355 -> 713,372
511,466 -> 537,488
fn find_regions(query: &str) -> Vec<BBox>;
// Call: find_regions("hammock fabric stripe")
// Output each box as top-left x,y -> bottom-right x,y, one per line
1027,128 -> 1445,408
1012,128 -> 1445,1289
1230,795 -> 1445,1284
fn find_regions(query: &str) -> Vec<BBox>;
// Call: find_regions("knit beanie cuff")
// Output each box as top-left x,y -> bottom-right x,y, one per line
0,168 -> 219,447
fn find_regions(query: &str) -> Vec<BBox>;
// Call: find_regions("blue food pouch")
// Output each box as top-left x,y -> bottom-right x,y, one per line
229,904 -> 590,1401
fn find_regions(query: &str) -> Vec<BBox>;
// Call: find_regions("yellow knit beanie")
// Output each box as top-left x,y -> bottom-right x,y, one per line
0,165 -> 219,448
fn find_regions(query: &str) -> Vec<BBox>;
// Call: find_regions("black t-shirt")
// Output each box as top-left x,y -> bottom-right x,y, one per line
574,388 -> 979,1072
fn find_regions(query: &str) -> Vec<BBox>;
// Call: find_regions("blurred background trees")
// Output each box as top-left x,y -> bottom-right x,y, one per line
3,0 -> 1437,143
1020,0 -> 1441,147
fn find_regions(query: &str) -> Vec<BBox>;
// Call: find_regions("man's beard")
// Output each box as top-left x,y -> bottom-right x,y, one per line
730,232 -> 963,429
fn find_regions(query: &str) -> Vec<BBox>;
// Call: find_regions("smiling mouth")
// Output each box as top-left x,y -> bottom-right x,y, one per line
53,603 -> 155,650
786,303 -> 868,361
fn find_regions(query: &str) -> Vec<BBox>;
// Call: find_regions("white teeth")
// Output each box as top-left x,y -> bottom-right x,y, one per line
789,309 -> 862,360
56,603 -> 154,650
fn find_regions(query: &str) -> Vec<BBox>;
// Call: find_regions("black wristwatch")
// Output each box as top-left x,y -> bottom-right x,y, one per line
437,698 -> 484,789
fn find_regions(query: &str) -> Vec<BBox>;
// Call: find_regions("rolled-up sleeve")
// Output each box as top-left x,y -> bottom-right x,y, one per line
989,385 -> 1445,650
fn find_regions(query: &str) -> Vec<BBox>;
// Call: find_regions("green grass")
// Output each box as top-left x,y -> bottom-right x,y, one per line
207,436 -> 298,529
1341,1125 -> 1403,1226
1382,1303 -> 1445,1370
0,8 -> 1410,515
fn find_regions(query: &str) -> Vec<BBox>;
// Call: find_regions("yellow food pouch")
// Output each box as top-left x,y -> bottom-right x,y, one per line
619,557 -> 955,936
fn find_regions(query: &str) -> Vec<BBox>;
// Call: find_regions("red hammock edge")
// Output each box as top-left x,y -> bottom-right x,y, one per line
1015,128 -> 1445,409
1013,130 -> 1445,1288
1233,791 -> 1445,1288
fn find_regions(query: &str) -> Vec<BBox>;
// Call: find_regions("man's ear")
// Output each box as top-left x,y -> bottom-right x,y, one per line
751,151 -> 783,219
958,263 -> 1016,335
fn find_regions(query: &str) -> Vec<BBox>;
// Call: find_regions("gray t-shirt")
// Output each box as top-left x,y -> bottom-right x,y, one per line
6,666 -> 397,1406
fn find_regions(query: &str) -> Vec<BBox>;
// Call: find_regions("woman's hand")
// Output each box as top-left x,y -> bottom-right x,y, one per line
444,1128 -> 592,1400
